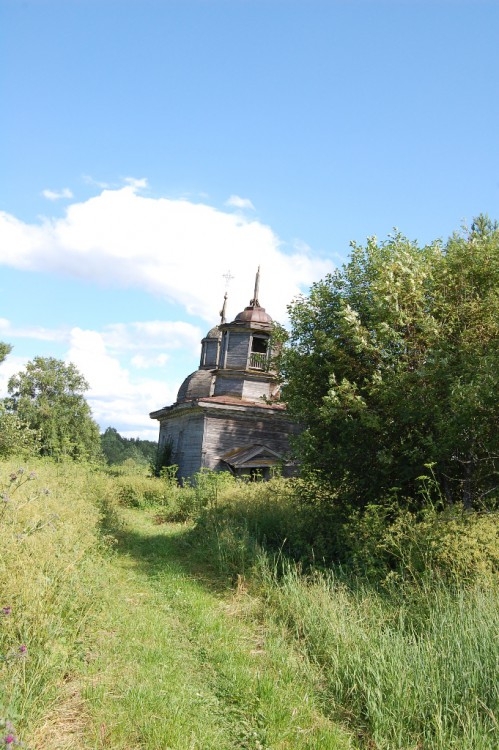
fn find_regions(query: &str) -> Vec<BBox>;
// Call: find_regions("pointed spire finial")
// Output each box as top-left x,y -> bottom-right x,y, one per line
250,266 -> 260,307
219,292 -> 228,324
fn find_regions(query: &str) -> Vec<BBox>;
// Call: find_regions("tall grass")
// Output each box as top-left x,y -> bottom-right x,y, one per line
192,475 -> 499,749
0,459 -> 117,747
255,558 -> 498,749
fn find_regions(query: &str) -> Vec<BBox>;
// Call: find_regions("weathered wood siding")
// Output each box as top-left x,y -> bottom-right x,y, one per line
202,340 -> 219,367
201,409 -> 295,471
159,411 -> 204,479
213,374 -> 244,398
225,332 -> 251,369
242,378 -> 271,401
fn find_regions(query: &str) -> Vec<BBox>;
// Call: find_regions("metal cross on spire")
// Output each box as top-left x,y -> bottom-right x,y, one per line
222,269 -> 235,289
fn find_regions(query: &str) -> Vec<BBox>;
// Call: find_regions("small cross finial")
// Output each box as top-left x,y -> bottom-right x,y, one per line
222,269 -> 235,289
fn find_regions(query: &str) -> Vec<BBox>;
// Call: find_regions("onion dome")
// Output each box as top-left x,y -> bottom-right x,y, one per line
176,370 -> 213,402
203,325 -> 222,340
234,306 -> 273,326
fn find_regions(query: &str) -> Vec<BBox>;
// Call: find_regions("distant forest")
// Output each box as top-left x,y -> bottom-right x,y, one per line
100,426 -> 157,466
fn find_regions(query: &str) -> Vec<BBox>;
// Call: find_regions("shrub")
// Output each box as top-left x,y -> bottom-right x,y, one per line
0,405 -> 40,458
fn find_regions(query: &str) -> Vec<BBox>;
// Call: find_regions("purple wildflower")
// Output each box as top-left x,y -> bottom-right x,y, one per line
1,606 -> 12,616
18,645 -> 27,654
29,471 -> 37,480
4,734 -> 15,744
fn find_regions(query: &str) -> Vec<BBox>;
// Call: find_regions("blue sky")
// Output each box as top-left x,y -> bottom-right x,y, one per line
1,0 -> 498,439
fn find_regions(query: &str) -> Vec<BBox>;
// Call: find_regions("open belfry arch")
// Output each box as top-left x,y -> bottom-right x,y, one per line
150,268 -> 297,480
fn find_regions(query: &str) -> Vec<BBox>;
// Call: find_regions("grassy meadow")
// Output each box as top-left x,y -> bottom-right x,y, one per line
1,460 -> 497,749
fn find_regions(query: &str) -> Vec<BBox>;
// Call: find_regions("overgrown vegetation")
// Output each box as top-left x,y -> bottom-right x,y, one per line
1,461 -> 497,748
281,216 -> 498,510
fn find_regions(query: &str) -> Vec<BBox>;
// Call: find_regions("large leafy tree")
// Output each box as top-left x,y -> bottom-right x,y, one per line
6,357 -> 101,460
281,217 -> 498,509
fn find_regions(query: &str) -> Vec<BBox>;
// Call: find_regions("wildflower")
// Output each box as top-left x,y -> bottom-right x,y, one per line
17,468 -> 24,475
18,645 -> 27,654
4,734 -> 15,744
9,474 -> 17,482
1,606 -> 12,615
1,494 -> 9,503
29,471 -> 37,480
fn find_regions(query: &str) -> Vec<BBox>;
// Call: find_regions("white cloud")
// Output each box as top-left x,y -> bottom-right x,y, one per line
131,353 -> 169,369
225,194 -> 255,210
82,175 -> 112,189
0,318 -> 68,342
65,327 -> 178,435
123,176 -> 148,189
0,354 -> 29,396
42,187 -> 73,201
103,321 -> 202,354
0,322 -> 184,436
0,182 -> 334,323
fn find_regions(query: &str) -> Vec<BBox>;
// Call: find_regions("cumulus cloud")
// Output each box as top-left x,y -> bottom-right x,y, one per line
41,187 -> 73,201
131,354 -> 169,369
103,321 -> 202,354
66,327 -> 177,437
225,194 -> 255,210
0,182 -> 333,322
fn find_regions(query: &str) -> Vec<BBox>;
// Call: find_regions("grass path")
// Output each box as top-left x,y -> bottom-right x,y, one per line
75,510 -> 353,750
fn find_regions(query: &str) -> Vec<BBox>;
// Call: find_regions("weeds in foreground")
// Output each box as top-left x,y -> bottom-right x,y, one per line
0,459 -> 116,748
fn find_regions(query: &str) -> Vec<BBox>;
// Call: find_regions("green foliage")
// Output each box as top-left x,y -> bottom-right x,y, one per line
150,438 -> 174,477
100,426 -> 157,466
189,475 -> 498,748
0,341 -> 12,365
5,357 -> 101,461
0,459 -> 115,746
0,403 -> 40,458
256,559 -> 498,750
282,216 -> 499,509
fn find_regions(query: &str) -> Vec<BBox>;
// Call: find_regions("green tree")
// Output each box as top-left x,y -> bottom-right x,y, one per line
6,357 -> 101,460
100,426 -> 158,466
281,217 -> 499,509
0,341 -> 40,457
0,341 -> 12,364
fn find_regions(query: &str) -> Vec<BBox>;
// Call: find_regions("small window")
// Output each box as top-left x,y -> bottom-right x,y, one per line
251,336 -> 268,354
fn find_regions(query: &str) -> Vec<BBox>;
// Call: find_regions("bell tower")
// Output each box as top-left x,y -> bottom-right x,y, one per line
214,268 -> 275,400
